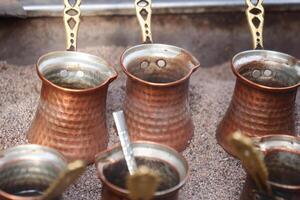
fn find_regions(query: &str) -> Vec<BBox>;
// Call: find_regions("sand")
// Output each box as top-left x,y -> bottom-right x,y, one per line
0,46 -> 299,200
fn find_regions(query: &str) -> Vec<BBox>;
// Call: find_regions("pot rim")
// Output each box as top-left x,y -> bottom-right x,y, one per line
95,140 -> 190,197
0,144 -> 67,163
231,49 -> 300,92
120,43 -> 200,87
0,191 -> 41,200
0,144 -> 67,200
36,51 -> 118,94
253,134 -> 300,154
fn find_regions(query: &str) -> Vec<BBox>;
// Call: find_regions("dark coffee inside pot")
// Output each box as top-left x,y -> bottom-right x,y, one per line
238,61 -> 299,88
44,68 -> 106,89
127,59 -> 190,83
265,150 -> 300,186
103,157 -> 180,191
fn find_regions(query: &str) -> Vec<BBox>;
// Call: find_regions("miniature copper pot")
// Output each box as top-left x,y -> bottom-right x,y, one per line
120,0 -> 200,151
121,45 -> 199,151
217,0 -> 300,156
27,0 -> 117,164
216,50 -> 300,156
240,135 -> 300,200
27,51 -> 117,164
95,141 -> 189,200
0,144 -> 67,200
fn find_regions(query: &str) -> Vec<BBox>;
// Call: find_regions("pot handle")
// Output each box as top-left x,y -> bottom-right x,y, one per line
245,0 -> 264,50
63,0 -> 81,51
135,0 -> 153,43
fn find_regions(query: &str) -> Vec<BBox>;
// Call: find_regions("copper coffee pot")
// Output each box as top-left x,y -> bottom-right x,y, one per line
120,0 -> 200,151
216,0 -> 300,156
240,135 -> 300,200
95,141 -> 189,200
27,0 -> 118,164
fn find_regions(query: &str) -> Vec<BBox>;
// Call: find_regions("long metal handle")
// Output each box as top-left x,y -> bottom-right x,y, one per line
63,0 -> 81,51
135,0 -> 153,43
246,0 -> 264,49
113,110 -> 138,175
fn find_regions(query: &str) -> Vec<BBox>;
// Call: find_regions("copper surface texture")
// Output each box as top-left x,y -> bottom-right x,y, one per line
28,81 -> 111,164
28,84 -> 109,163
123,77 -> 193,151
217,79 -> 297,155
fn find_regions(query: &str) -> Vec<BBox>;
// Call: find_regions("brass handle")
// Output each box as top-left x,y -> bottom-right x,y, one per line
135,0 -> 153,43
127,166 -> 160,200
42,160 -> 86,200
63,0 -> 81,51
246,0 -> 264,49
229,131 -> 272,196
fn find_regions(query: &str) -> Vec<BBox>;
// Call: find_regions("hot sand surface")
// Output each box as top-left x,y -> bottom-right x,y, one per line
0,46 -> 299,200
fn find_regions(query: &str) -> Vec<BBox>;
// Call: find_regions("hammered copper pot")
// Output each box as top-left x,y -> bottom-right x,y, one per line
95,141 -> 189,200
0,145 -> 67,200
27,0 -> 118,164
121,0 -> 200,151
240,135 -> 300,200
216,50 -> 300,156
216,0 -> 300,156
27,51 -> 117,164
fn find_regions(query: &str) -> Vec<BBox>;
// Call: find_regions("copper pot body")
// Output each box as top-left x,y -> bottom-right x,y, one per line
217,50 -> 300,156
0,145 -> 67,200
120,44 -> 200,151
27,51 -> 117,164
240,135 -> 300,200
95,141 -> 189,200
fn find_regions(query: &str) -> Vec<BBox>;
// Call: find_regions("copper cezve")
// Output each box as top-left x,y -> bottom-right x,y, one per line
27,0 -> 117,164
216,0 -> 300,156
120,0 -> 200,151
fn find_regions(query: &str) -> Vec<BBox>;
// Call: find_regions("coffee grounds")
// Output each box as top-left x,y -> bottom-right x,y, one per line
103,157 -> 180,191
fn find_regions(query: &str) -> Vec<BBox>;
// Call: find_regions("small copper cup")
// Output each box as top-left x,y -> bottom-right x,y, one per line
240,135 -> 300,200
216,0 -> 300,156
0,145 -> 67,200
121,0 -> 200,151
95,141 -> 189,200
27,0 -> 118,163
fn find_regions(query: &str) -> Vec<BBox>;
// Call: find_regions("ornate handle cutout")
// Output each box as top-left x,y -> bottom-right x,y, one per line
63,0 -> 81,51
246,0 -> 264,50
135,0 -> 153,43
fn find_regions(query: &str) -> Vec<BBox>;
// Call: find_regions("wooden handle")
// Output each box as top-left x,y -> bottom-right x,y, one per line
63,0 -> 81,51
245,0 -> 264,49
135,0 -> 153,43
